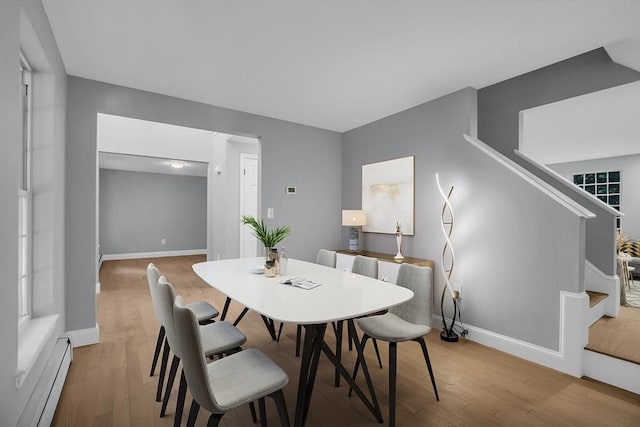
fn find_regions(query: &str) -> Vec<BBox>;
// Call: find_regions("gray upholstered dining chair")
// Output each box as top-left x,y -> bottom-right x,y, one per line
155,276 -> 248,426
349,255 -> 383,368
147,263 -> 219,389
173,295 -> 291,427
316,249 -> 337,268
351,254 -> 378,278
351,263 -> 439,427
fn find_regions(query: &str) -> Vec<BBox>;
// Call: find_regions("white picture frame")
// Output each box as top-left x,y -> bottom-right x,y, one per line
362,156 -> 414,235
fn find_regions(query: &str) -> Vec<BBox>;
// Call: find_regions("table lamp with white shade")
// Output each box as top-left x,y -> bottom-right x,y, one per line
342,210 -> 366,252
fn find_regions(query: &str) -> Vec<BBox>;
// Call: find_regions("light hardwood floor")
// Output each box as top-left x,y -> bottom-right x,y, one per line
53,256 -> 640,426
586,306 -> 640,364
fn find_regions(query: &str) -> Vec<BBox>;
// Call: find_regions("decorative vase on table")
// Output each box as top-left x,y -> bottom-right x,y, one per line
394,221 -> 404,260
266,247 -> 279,274
241,215 -> 291,277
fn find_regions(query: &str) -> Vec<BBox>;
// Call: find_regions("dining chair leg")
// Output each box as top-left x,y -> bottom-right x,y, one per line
220,296 -> 232,321
389,341 -> 397,427
150,325 -> 165,376
207,412 -> 224,427
270,390 -> 291,427
187,400 -> 199,427
372,338 -> 383,369
295,325 -> 302,357
174,371 -> 187,427
161,355 -> 180,416
258,397 -> 267,427
415,337 -> 439,401
156,338 -> 170,402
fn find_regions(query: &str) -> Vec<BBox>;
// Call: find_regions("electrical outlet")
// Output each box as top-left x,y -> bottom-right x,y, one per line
161,238 -> 166,245
453,283 -> 462,299
267,208 -> 274,219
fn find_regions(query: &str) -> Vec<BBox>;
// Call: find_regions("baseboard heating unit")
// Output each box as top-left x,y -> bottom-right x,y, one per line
18,337 -> 72,427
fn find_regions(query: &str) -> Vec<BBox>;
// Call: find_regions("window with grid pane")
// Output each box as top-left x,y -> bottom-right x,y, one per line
573,170 -> 621,229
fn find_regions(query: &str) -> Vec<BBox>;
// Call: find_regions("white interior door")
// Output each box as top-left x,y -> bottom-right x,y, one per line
240,153 -> 258,257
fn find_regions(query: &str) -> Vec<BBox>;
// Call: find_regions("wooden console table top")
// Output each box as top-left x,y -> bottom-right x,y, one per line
336,249 -> 434,269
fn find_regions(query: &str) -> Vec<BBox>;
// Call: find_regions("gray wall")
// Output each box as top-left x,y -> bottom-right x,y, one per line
478,48 -> 640,157
0,1 -> 67,425
342,87 -> 585,351
66,77 -> 342,333
550,154 -> 640,239
478,48 -> 640,276
99,170 -> 207,254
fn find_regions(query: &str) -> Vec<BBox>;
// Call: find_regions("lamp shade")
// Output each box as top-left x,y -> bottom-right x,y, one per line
342,210 -> 366,227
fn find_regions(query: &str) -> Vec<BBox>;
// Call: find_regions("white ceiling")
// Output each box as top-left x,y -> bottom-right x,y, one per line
520,81 -> 640,165
97,113 -> 216,162
42,1 -> 640,132
97,113 -> 258,175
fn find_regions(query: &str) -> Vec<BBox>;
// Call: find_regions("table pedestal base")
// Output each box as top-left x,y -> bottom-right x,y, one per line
294,320 -> 382,427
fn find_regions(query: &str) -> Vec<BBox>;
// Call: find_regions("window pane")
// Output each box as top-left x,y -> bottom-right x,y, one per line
573,174 -> 583,185
596,172 -> 607,183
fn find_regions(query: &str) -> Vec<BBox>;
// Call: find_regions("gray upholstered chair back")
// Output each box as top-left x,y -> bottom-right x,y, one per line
389,264 -> 433,326
173,296 -> 216,413
316,249 -> 337,268
352,255 -> 378,279
147,263 -> 162,323
156,276 -> 181,357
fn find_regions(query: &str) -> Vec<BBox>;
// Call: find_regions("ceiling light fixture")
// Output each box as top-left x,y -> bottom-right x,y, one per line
170,161 -> 185,169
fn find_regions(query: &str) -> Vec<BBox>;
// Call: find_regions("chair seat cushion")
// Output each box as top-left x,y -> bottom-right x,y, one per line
357,312 -> 431,342
200,321 -> 247,356
207,348 -> 289,412
186,301 -> 219,322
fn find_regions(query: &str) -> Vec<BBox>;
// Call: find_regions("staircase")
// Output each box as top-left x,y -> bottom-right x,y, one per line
582,290 -> 640,395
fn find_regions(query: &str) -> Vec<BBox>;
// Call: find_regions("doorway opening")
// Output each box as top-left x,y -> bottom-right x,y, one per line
96,113 -> 260,269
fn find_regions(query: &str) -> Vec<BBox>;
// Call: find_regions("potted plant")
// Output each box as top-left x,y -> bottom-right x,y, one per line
241,215 -> 291,262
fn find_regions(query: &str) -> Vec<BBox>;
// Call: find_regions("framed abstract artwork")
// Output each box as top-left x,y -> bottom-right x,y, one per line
362,156 -> 414,235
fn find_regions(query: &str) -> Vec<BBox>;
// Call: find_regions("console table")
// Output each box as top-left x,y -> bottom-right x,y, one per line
336,250 -> 434,284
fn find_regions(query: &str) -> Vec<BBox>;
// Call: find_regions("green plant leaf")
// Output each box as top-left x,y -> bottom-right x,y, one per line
241,215 -> 291,248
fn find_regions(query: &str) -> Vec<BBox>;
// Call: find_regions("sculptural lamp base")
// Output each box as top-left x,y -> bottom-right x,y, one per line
440,329 -> 459,342
348,226 -> 360,252
394,233 -> 404,260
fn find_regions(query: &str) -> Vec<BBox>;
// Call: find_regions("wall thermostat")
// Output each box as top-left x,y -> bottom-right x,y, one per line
285,185 -> 296,194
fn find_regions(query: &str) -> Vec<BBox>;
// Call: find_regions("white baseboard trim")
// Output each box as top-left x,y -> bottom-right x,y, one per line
432,291 -> 588,378
66,324 -> 100,348
584,260 -> 619,317
583,350 -> 640,395
102,249 -> 207,261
